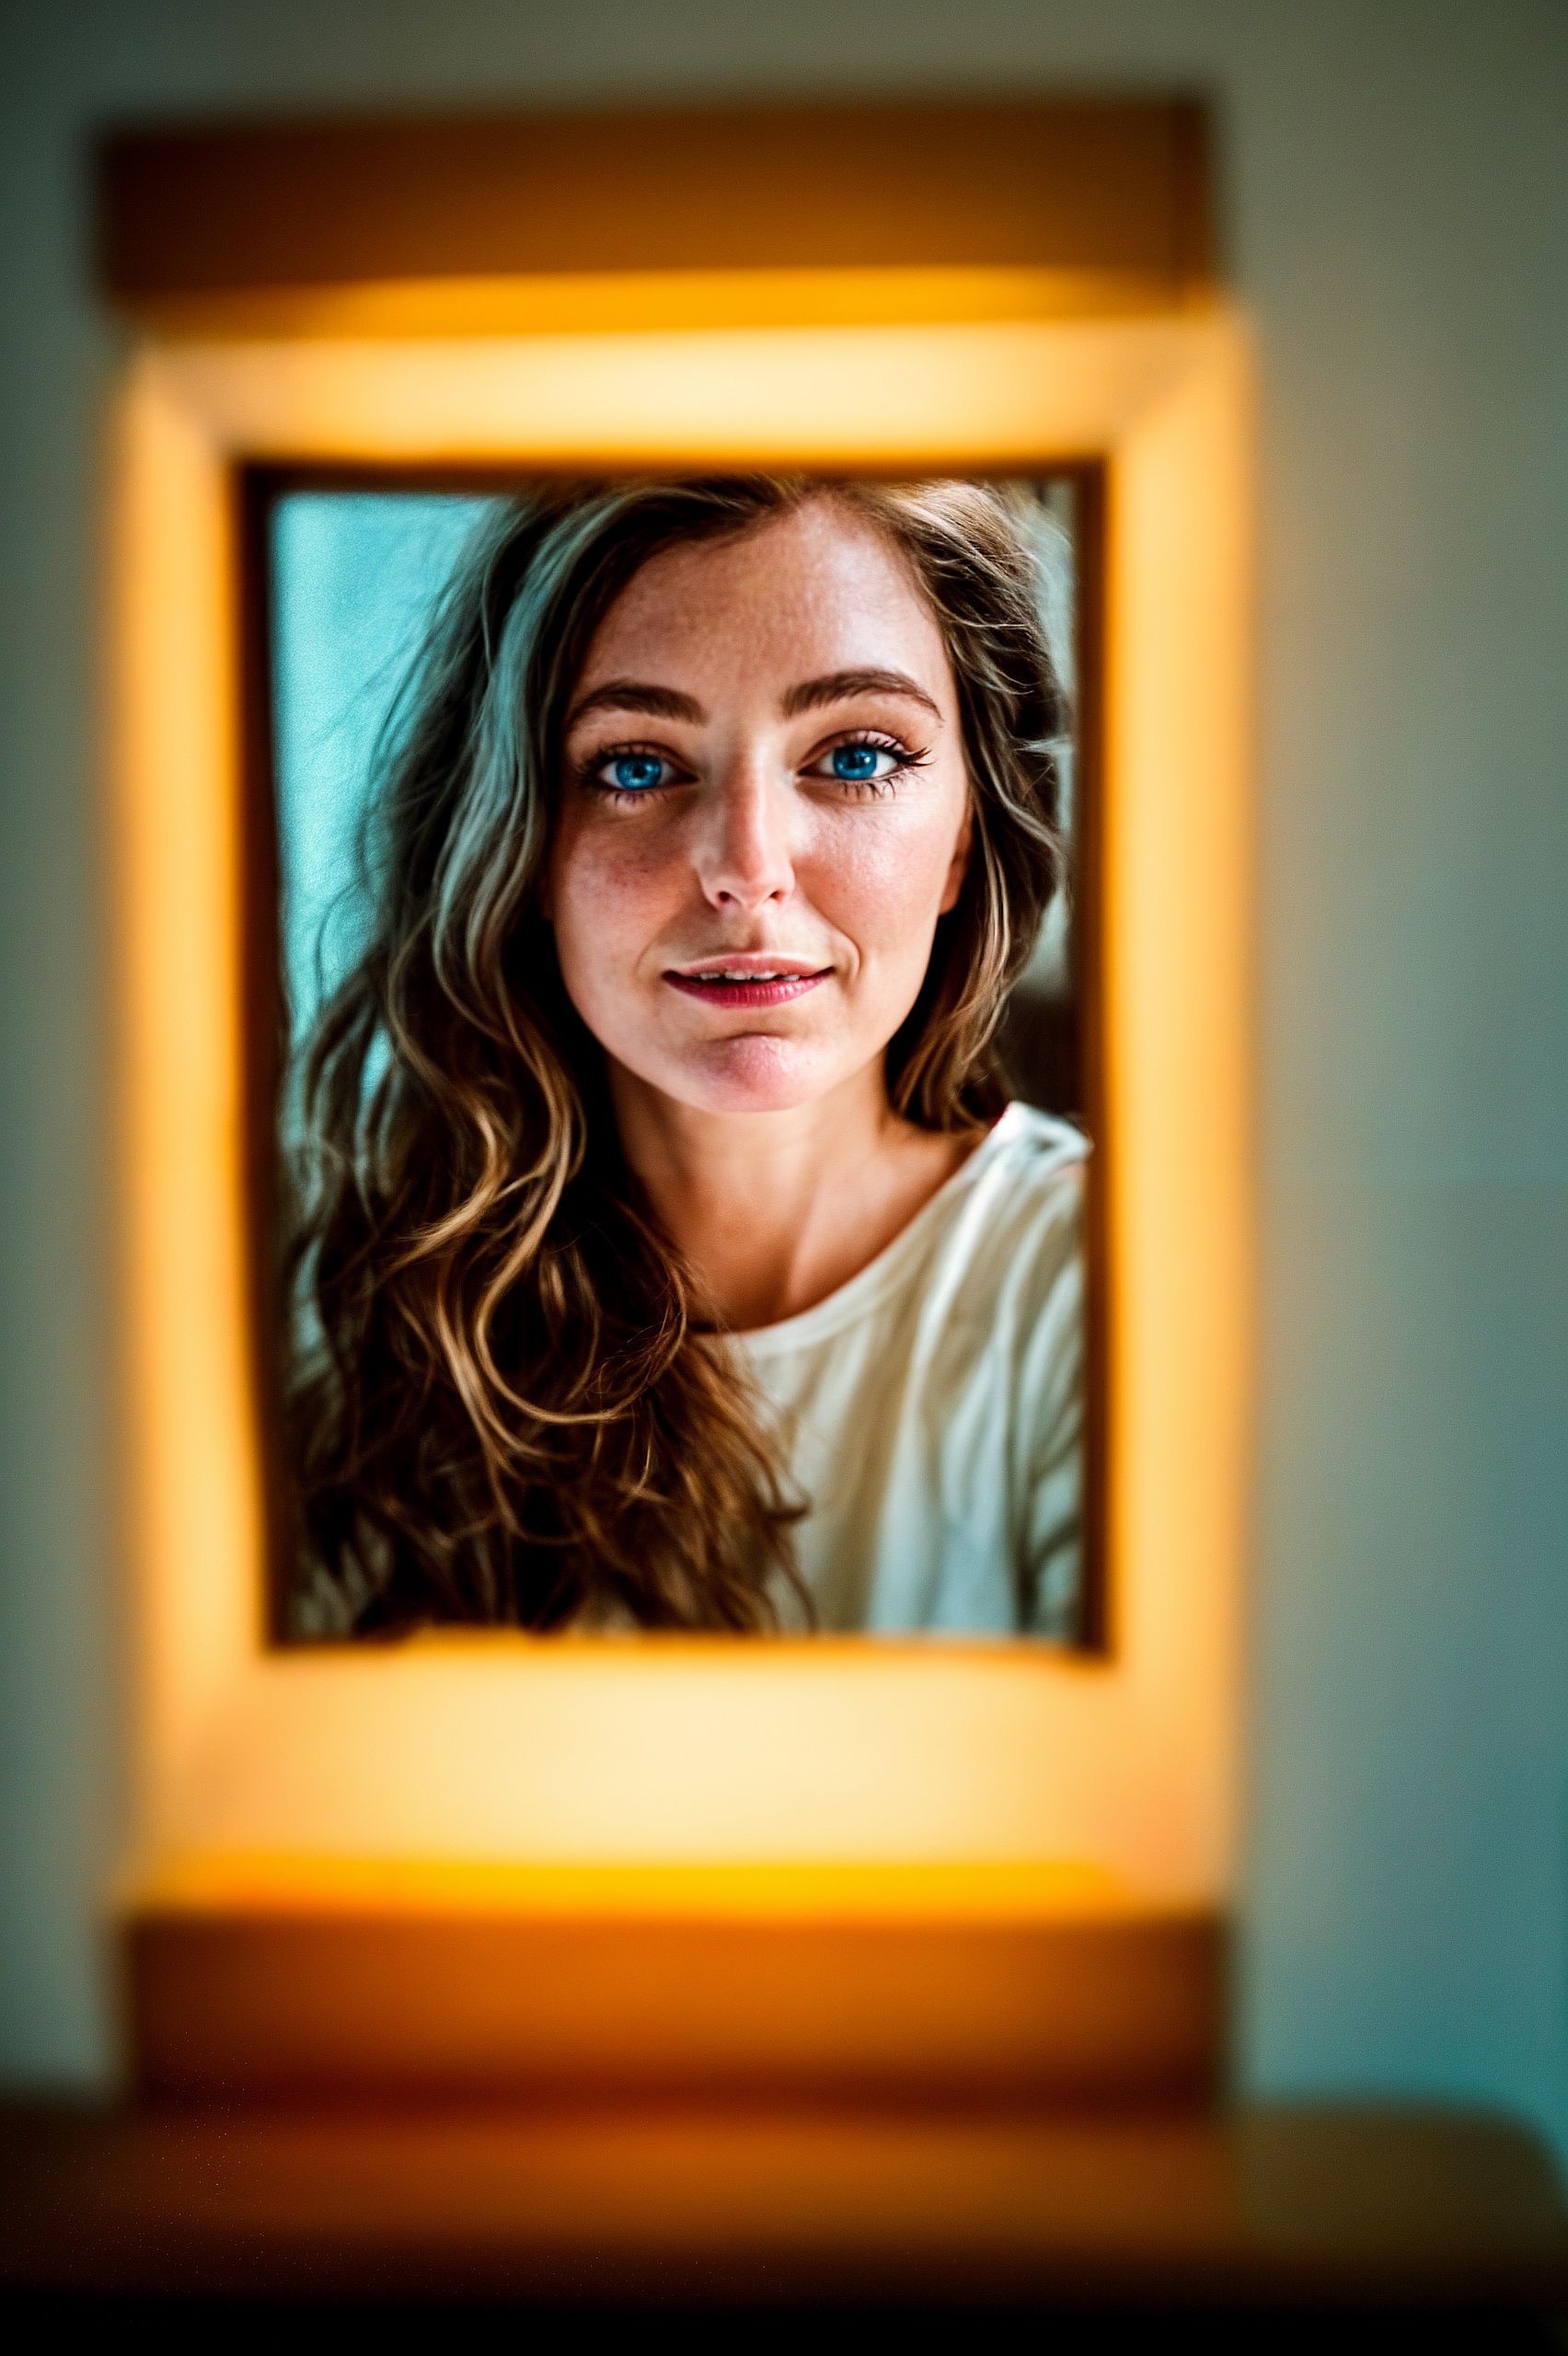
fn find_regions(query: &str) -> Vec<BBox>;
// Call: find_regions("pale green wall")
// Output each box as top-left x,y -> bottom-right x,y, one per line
1,0 -> 1564,2154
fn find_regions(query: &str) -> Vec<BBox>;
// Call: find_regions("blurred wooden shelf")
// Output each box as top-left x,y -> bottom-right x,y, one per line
97,98 -> 1213,337
122,1861 -> 1224,2106
1,2100 -> 1564,2310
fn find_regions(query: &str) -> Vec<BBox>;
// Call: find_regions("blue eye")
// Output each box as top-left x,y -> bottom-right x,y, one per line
829,743 -> 889,782
607,752 -> 665,792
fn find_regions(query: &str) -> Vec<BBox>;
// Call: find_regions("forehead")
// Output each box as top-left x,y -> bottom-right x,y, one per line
576,498 -> 951,695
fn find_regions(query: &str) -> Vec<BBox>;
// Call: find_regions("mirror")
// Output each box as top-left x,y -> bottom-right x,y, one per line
248,470 -> 1104,1647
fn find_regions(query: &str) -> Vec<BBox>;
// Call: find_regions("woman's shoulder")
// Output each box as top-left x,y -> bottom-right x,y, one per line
938,1100 -> 1087,1291
976,1099 -> 1090,1179
955,1100 -> 1090,1230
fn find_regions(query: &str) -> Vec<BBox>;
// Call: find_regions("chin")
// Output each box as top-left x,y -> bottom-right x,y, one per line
674,1032 -> 844,1114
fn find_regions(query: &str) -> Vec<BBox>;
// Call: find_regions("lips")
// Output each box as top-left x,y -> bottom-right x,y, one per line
664,959 -> 833,1011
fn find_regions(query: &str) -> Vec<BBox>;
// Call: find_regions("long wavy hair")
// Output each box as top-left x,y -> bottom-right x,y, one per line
283,477 -> 1067,1638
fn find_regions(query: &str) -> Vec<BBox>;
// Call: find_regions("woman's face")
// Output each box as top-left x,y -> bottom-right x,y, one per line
546,498 -> 973,1118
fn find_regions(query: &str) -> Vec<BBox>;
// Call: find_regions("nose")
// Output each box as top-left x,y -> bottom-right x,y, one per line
693,762 -> 796,912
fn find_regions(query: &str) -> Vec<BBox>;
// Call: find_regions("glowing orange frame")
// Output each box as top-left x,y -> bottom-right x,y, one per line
110,281 -> 1253,1920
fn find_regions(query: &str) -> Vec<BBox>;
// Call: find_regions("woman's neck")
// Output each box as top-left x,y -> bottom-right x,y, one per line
607,1057 -> 978,1331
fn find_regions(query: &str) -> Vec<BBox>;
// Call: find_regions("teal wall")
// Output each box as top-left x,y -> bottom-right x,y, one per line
270,492 -> 497,1038
1,0 -> 1564,2155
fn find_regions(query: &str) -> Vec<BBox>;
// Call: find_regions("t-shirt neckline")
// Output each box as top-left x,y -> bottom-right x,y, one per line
733,1102 -> 1029,1356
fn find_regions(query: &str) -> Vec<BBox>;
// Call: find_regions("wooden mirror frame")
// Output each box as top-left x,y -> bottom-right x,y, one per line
102,105 -> 1253,2099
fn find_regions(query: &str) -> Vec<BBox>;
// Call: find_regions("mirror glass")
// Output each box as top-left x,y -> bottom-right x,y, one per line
256,471 -> 1097,1649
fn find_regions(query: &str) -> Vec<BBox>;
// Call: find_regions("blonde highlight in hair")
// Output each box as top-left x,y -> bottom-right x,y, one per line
283,477 -> 1066,1636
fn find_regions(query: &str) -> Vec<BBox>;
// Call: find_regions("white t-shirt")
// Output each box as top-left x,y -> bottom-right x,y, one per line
733,1102 -> 1089,1638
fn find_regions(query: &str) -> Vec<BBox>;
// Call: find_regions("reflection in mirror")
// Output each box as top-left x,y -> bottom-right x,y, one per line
259,475 -> 1099,1646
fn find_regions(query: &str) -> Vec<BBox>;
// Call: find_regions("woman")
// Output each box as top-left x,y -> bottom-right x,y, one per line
286,476 -> 1087,1641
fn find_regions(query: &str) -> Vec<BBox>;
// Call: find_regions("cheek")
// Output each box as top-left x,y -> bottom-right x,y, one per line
548,814 -> 684,969
807,798 -> 964,955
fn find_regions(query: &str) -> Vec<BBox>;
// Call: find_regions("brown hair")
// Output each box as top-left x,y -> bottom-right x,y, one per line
283,478 -> 1066,1637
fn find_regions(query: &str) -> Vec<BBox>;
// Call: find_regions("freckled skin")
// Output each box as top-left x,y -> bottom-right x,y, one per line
546,500 -> 973,1118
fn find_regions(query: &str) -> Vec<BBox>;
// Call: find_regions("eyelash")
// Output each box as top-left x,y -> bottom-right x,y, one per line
578,729 -> 929,805
579,742 -> 692,803
807,729 -> 929,797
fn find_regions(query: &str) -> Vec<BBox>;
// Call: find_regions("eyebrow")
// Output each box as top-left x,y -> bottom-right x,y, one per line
781,667 -> 942,720
566,664 -> 942,733
566,680 -> 708,728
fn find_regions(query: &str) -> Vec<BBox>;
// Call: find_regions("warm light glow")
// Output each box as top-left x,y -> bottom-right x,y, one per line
111,292 -> 1254,1911
129,1854 -> 1138,1920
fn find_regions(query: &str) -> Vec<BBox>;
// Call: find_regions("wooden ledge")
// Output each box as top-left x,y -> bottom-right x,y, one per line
122,1858 -> 1222,2105
2,2102 -> 1564,2308
96,99 -> 1213,340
